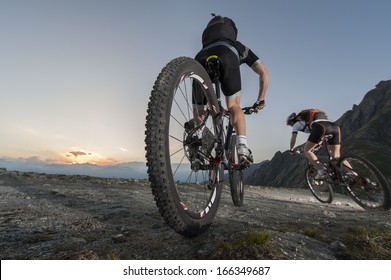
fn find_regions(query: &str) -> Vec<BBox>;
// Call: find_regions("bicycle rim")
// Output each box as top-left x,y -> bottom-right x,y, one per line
145,57 -> 223,236
338,154 -> 391,210
305,166 -> 334,203
229,134 -> 244,206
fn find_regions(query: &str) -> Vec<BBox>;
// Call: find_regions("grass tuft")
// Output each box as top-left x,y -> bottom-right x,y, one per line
211,231 -> 282,259
342,226 -> 391,259
303,228 -> 321,238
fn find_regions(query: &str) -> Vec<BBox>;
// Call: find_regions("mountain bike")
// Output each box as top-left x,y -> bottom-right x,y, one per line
297,135 -> 391,210
145,56 -> 256,236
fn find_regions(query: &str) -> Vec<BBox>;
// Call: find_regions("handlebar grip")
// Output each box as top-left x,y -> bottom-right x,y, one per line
242,107 -> 254,115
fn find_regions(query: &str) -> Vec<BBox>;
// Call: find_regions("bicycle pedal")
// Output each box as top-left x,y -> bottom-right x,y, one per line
239,157 -> 252,168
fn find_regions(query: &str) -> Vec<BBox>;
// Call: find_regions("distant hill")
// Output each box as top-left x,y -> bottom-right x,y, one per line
0,158 -> 148,180
247,80 -> 391,187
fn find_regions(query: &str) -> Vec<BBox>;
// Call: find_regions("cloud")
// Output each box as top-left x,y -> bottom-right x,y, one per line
63,150 -> 118,165
66,151 -> 92,158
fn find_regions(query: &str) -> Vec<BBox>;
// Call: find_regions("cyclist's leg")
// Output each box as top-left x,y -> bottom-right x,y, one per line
196,45 -> 251,162
328,143 -> 341,162
325,122 -> 341,160
191,89 -> 207,125
226,94 -> 253,162
226,95 -> 245,136
305,122 -> 326,171
304,140 -> 323,170
326,123 -> 353,169
218,48 -> 253,162
192,50 -> 210,124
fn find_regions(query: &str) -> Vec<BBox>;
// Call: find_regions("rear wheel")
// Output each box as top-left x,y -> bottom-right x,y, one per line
229,134 -> 244,206
305,166 -> 334,203
145,57 -> 224,236
338,154 -> 391,210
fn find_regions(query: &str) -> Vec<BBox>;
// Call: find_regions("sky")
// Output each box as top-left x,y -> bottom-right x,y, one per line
1,0 -> 390,166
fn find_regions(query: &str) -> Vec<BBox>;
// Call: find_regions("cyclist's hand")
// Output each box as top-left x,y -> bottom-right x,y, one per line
253,100 -> 265,112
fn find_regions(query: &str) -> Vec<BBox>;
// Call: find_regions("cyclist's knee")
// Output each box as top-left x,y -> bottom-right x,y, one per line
304,141 -> 317,153
226,95 -> 241,110
227,103 -> 240,113
328,144 -> 341,160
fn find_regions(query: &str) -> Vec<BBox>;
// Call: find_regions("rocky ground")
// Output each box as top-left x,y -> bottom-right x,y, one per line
1,168 -> 390,260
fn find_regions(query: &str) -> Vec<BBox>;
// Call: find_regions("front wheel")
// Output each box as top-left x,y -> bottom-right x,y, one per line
145,57 -> 224,236
229,134 -> 244,206
305,166 -> 334,203
338,154 -> 391,210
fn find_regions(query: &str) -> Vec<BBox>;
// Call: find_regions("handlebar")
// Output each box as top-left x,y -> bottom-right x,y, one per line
223,106 -> 258,116
242,106 -> 257,115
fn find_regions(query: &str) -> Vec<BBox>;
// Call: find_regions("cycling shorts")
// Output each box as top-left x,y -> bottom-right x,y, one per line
308,121 -> 341,145
195,44 -> 241,97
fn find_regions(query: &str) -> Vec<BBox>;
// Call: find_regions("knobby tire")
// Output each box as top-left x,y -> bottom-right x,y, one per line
305,166 -> 334,203
145,57 -> 223,236
229,134 -> 244,206
338,154 -> 391,210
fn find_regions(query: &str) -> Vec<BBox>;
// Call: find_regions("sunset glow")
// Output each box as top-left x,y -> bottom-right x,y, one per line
63,150 -> 118,165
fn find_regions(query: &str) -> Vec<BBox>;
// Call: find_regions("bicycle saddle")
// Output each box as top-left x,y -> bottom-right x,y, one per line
205,55 -> 221,82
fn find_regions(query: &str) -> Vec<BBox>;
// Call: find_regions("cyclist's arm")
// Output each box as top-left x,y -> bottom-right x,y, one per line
252,62 -> 269,103
235,41 -> 269,107
290,132 -> 298,152
289,121 -> 307,151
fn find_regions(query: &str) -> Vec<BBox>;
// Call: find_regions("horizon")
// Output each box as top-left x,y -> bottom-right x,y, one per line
1,1 -> 391,171
0,157 -> 148,180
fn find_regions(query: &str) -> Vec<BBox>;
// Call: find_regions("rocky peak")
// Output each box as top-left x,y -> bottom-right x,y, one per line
337,80 -> 391,136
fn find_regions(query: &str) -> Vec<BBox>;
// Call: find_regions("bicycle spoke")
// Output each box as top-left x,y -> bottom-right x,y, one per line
169,134 -> 183,144
173,96 -> 188,122
178,79 -> 193,121
170,113 -> 185,128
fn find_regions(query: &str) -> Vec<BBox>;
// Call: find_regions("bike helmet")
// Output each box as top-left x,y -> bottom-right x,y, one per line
286,112 -> 297,125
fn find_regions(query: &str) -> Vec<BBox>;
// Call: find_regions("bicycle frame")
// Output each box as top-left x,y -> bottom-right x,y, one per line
307,136 -> 341,182
212,79 -> 254,170
209,77 -> 232,166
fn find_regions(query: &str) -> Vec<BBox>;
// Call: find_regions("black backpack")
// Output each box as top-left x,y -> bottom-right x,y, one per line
202,15 -> 238,47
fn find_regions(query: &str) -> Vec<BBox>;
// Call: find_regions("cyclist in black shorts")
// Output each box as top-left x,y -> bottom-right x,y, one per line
193,14 -> 269,164
286,110 -> 342,179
